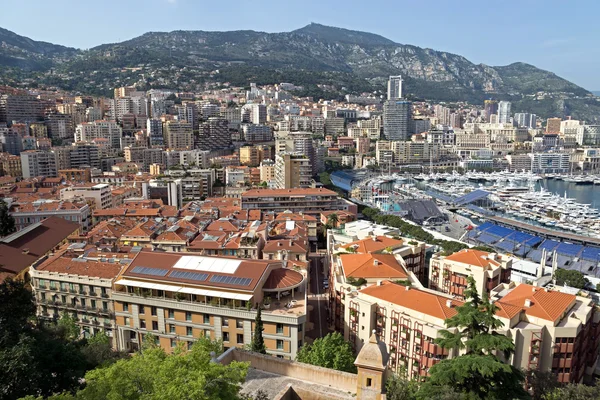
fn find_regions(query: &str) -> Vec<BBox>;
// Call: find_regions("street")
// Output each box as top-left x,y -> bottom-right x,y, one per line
305,253 -> 329,342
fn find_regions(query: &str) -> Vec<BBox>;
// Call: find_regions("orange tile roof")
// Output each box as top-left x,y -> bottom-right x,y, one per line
263,239 -> 309,254
360,281 -> 462,320
444,249 -> 500,269
340,253 -> 407,279
342,235 -> 404,254
497,284 -> 576,321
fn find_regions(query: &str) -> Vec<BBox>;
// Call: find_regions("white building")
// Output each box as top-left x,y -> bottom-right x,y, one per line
21,150 -> 58,178
60,184 -> 112,210
387,75 -> 403,100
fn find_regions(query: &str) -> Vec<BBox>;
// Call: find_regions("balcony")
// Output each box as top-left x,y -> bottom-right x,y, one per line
552,358 -> 572,369
556,373 -> 571,383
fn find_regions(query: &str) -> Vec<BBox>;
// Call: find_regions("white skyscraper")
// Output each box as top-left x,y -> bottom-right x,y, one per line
498,101 -> 511,124
387,75 -> 403,100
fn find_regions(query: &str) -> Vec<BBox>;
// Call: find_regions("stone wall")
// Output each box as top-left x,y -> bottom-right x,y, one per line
218,348 -> 358,395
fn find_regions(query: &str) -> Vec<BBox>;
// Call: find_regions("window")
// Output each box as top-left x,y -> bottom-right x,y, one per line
152,321 -> 158,331
237,334 -> 244,344
91,300 -> 96,309
140,320 -> 146,329
203,315 -> 210,324
139,305 -> 145,314
222,318 -> 229,327
81,298 -> 86,307
168,309 -> 175,319
101,287 -> 107,296
223,332 -> 230,342
186,311 -> 192,321
204,329 -> 211,339
276,323 -> 284,334
276,340 -> 284,350
40,292 -> 46,301
366,378 -> 372,387
151,307 -> 157,316
170,325 -> 176,333
170,339 -> 176,348
123,302 -> 129,312
89,285 -> 95,294
124,317 -> 130,326
49,280 -> 56,290
186,327 -> 193,336
187,341 -> 193,350
71,298 -> 76,307
102,302 -> 108,311
236,320 -> 244,329
39,279 -> 46,287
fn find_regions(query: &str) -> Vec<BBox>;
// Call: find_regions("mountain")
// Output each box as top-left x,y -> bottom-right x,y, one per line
0,24 -> 598,121
0,27 -> 77,70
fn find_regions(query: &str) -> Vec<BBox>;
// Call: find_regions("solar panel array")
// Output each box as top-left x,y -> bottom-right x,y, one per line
169,270 -> 208,282
131,266 -> 169,277
209,275 -> 252,286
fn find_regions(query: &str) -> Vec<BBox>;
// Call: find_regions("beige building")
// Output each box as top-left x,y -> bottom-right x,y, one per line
164,121 -> 193,150
429,249 -> 512,299
259,160 -> 275,183
112,252 -> 307,358
491,283 -> 600,383
30,251 -> 126,346
274,153 -> 312,189
239,146 -> 260,166
350,281 -> 461,381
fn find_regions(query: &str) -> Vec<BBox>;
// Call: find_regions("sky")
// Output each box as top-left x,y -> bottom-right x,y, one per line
2,0 -> 599,89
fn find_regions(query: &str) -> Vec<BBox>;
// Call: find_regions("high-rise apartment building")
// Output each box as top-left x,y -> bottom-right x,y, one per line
497,101 -> 511,124
164,121 -> 193,150
45,113 -> 73,139
484,100 -> 498,123
274,153 -> 313,189
383,100 -> 412,141
0,129 -> 23,155
514,113 -> 537,129
69,142 -> 101,169
387,75 -> 403,100
147,119 -> 164,147
0,93 -> 47,124
199,118 -> 230,151
177,103 -> 199,131
243,104 -> 267,125
21,150 -> 58,178
75,121 -> 122,148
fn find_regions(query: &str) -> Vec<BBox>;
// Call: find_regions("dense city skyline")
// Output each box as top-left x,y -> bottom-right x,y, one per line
1,0 -> 599,89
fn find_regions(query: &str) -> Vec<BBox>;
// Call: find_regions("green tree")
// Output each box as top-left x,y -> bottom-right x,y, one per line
417,276 -> 527,400
525,369 -> 560,400
0,200 -> 16,237
543,381 -> 600,400
57,313 -> 81,341
385,370 -> 418,400
554,268 -> 588,289
81,332 -> 125,368
250,307 -> 266,354
327,213 -> 340,228
296,332 -> 356,373
76,338 -> 248,400
0,278 -> 35,346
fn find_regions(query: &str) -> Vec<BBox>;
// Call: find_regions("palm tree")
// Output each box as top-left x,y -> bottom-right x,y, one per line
327,213 -> 340,228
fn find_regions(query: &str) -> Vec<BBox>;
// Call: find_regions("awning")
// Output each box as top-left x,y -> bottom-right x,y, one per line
114,279 -> 252,301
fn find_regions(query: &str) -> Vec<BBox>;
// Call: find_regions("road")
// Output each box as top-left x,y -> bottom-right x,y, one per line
426,211 -> 475,241
305,253 -> 329,341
